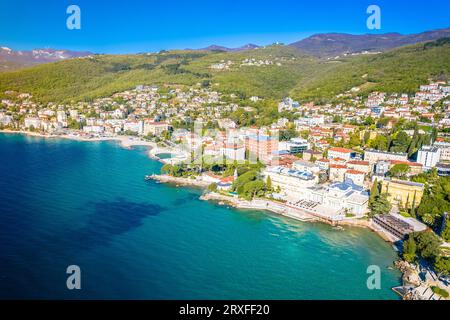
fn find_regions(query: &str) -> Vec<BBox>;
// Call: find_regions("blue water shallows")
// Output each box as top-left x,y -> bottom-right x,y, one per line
0,133 -> 401,299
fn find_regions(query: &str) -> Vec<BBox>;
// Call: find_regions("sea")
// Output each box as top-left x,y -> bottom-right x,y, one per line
0,133 -> 401,299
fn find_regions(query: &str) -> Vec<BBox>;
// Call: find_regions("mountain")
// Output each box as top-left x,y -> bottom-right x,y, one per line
289,27 -> 450,58
193,43 -> 260,52
0,47 -> 93,71
0,38 -> 448,104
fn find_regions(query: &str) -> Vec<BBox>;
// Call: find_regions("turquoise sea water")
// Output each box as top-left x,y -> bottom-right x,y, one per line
0,133 -> 401,299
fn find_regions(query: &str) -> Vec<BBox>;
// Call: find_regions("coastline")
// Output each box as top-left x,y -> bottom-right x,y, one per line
0,129 -> 157,150
0,130 -> 420,299
148,174 -> 397,242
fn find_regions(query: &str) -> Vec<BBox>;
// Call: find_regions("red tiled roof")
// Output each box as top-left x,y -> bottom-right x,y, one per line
347,160 -> 370,166
329,147 -> 354,153
389,160 -> 422,167
330,164 -> 348,169
346,169 -> 365,175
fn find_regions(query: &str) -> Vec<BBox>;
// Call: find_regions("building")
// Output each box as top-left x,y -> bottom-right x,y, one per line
417,146 -> 441,169
263,166 -> 317,199
245,129 -> 278,163
143,120 -> 170,136
327,147 -> 355,161
278,138 -> 310,154
434,142 -> 450,162
265,169 -> 369,217
345,169 -> 366,186
306,180 -> 369,216
302,149 -> 323,161
381,178 -> 424,209
373,213 -> 427,240
329,164 -> 348,182
220,143 -> 246,161
24,117 -> 41,129
347,160 -> 371,174
373,214 -> 414,240
83,125 -> 104,134
388,160 -> 423,176
292,160 -> 320,174
294,116 -> 325,128
364,149 -> 408,164
123,120 -> 144,135
436,163 -> 450,176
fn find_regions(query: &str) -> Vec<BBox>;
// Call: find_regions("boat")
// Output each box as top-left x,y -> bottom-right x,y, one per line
144,175 -> 153,180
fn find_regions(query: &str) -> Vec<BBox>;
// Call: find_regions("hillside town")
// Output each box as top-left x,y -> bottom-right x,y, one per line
1,79 -> 450,299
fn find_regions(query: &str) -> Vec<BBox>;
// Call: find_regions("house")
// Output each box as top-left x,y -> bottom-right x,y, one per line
143,120 -> 170,136
347,160 -> 371,174
344,169 -> 366,186
292,160 -> 320,174
364,149 -> 408,164
380,178 -> 424,209
316,158 -> 330,171
220,143 -> 246,161
327,147 -> 355,161
302,150 -> 323,161
329,164 -> 348,182
388,160 -> 423,176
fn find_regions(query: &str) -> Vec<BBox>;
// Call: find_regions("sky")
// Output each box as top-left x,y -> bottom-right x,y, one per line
0,0 -> 449,53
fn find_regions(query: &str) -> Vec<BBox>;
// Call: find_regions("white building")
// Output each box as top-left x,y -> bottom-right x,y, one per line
24,117 -> 41,129
278,138 -> 310,154
294,116 -> 324,128
328,147 -> 355,161
220,143 -> 246,161
364,149 -> 408,164
123,120 -> 144,135
263,166 -> 317,199
417,146 -> 441,169
434,142 -> 450,162
83,125 -> 105,134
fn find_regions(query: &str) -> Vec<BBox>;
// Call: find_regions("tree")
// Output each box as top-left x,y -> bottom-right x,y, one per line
207,183 -> 218,192
440,217 -> 450,241
390,131 -> 411,153
434,256 -> 450,276
369,179 -> 379,206
414,231 -> 442,261
369,193 -> 392,217
242,180 -> 266,200
403,236 -> 417,263
266,176 -> 272,192
161,164 -> 173,175
389,163 -> 410,179
369,135 -> 388,151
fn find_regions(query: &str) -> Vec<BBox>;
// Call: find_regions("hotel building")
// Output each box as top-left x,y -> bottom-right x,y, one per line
381,178 -> 424,209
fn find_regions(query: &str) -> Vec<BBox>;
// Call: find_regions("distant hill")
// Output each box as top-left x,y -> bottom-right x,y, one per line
0,47 -> 92,71
289,27 -> 450,58
0,39 -> 448,104
191,43 -> 260,52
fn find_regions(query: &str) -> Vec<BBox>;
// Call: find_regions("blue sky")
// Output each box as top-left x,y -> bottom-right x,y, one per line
1,0 -> 449,53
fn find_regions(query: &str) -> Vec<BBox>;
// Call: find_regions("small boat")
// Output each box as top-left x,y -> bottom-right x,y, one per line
144,175 -> 153,180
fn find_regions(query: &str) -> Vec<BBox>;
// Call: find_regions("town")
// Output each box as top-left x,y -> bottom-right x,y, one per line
1,79 -> 450,299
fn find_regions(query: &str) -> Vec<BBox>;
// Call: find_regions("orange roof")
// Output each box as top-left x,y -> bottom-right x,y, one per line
330,164 -> 348,169
329,147 -> 354,153
389,160 -> 422,167
347,160 -> 370,166
220,176 -> 235,183
346,169 -> 365,175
